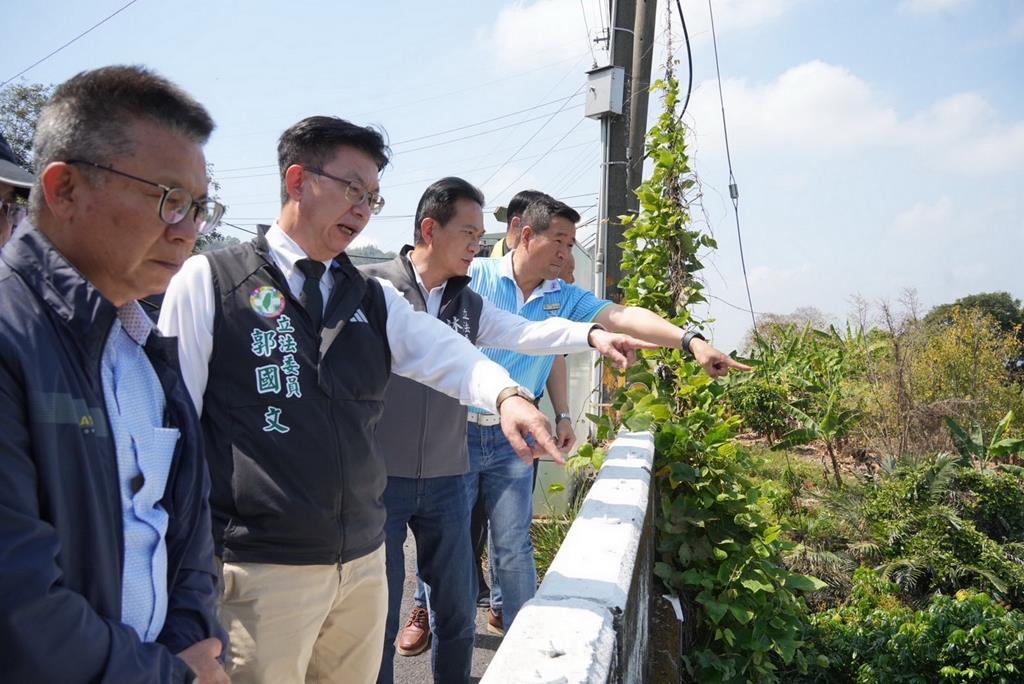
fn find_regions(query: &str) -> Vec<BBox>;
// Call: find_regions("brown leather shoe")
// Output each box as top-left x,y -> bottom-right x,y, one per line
396,606 -> 431,656
486,608 -> 505,636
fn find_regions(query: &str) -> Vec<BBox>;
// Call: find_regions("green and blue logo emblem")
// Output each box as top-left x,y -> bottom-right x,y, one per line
249,286 -> 286,318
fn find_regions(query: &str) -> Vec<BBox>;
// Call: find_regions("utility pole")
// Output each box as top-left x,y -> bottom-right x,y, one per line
600,0 -> 636,304
626,0 -> 658,209
600,0 -> 657,302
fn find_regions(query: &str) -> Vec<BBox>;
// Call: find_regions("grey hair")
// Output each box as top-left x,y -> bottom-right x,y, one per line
29,65 -> 214,222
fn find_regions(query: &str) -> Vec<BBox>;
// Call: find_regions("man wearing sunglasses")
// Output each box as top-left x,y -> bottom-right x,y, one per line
0,66 -> 227,683
159,116 -> 583,684
0,132 -> 33,248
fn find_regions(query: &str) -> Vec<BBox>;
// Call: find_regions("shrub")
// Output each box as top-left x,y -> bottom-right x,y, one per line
729,377 -> 793,440
798,568 -> 1024,683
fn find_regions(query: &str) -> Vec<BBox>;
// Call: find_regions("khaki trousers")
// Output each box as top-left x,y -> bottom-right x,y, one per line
219,545 -> 387,684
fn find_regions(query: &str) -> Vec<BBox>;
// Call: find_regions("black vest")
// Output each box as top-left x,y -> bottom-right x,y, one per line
360,247 -> 483,478
203,235 -> 391,564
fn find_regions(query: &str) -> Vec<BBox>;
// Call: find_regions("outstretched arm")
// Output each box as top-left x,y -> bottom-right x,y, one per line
595,303 -> 752,377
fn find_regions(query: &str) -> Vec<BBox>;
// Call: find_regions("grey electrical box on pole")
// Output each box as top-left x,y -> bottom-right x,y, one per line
585,66 -> 625,119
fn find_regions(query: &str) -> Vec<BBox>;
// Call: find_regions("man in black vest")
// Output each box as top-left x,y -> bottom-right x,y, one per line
158,117 -> 591,684
361,177 -> 653,684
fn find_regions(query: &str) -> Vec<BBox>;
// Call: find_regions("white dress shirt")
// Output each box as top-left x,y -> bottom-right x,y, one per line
158,223 -> 522,416
403,252 -> 597,354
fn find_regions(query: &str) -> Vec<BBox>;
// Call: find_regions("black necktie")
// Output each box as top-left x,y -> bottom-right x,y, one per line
296,258 -> 326,330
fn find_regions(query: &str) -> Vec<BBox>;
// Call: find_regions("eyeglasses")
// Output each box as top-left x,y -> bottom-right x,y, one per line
0,199 -> 27,229
304,167 -> 385,215
67,159 -> 226,235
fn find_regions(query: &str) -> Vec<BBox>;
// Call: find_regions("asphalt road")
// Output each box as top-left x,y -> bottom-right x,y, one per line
391,530 -> 502,684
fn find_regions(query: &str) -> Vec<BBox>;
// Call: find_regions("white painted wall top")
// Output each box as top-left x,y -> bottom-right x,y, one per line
482,431 -> 655,684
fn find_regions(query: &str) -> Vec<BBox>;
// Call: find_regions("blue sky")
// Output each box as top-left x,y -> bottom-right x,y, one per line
6,0 -> 1023,348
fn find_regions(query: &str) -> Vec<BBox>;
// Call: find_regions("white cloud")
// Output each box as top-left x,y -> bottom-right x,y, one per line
686,61 -> 1024,174
482,0 -> 597,69
948,121 -> 1024,175
748,263 -> 811,289
1012,15 -> 1024,41
688,61 -> 899,151
891,196 -> 954,236
900,0 -> 970,14
483,0 -> 800,70
680,0 -> 801,42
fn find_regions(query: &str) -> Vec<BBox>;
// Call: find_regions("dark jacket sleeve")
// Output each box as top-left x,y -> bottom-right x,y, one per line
157,417 -> 227,656
0,363 -> 194,683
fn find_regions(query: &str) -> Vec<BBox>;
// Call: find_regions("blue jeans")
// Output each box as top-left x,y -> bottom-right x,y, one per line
378,475 -> 475,684
464,422 -> 537,630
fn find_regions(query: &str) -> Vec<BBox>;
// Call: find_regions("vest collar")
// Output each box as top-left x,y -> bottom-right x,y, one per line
397,244 -> 472,310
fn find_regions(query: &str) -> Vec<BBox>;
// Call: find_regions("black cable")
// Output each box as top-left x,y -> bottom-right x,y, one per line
675,0 -> 694,122
215,100 -> 587,178
707,0 -> 757,333
221,221 -> 257,236
1,0 -> 141,87
706,293 -> 764,317
390,94 -> 581,146
479,82 -> 588,188
488,118 -> 587,202
580,0 -> 599,67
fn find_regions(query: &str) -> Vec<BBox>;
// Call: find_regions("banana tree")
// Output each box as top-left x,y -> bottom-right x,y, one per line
945,410 -> 1024,467
772,388 -> 859,488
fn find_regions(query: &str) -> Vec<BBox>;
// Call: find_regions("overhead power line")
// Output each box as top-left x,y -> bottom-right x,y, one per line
2,0 -> 141,87
488,117 -> 587,203
214,96 -> 586,178
580,0 -> 599,67
707,0 -> 757,333
479,82 -> 588,189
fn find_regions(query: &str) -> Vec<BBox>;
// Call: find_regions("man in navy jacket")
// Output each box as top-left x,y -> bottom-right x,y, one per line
0,66 -> 227,683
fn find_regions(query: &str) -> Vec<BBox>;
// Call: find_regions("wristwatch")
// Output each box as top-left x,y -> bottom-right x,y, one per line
556,412 -> 572,424
586,323 -> 607,347
681,330 -> 707,357
495,385 -> 534,412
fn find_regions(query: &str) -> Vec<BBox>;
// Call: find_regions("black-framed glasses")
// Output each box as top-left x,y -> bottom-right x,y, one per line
67,159 -> 226,235
304,167 -> 385,215
0,199 -> 27,229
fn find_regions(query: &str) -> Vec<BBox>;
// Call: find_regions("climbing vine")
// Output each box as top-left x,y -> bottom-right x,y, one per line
609,75 -> 825,682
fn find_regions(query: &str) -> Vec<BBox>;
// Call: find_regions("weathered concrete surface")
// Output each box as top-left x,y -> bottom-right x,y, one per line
482,432 -> 655,684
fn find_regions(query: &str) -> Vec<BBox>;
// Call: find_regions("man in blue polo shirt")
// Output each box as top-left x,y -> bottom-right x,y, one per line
467,193 -> 751,632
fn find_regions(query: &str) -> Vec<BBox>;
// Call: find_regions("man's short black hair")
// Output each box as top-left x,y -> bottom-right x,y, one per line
521,195 -> 580,235
506,189 -> 546,226
413,176 -> 484,245
277,116 -> 391,204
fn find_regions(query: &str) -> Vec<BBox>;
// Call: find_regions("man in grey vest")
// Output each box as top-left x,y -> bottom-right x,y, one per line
361,177 -> 653,684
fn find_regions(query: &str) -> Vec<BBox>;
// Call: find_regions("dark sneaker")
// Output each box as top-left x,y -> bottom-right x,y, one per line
486,608 -> 505,637
476,584 -> 491,608
396,606 -> 431,656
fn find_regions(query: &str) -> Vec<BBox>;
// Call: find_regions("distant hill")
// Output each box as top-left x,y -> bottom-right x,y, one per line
347,244 -> 397,266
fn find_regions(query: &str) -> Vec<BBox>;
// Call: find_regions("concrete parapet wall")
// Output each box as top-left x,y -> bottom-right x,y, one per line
482,431 -> 656,684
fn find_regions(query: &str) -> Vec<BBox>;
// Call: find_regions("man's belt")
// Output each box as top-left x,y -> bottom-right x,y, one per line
467,412 -> 502,427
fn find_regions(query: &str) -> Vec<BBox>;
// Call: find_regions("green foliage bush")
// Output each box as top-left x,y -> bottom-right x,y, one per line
797,568 -> 1024,683
864,455 -> 1024,609
728,378 -> 792,440
955,468 -> 1024,543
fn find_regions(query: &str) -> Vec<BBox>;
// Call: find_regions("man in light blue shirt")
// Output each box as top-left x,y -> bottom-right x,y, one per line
467,193 -> 750,631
